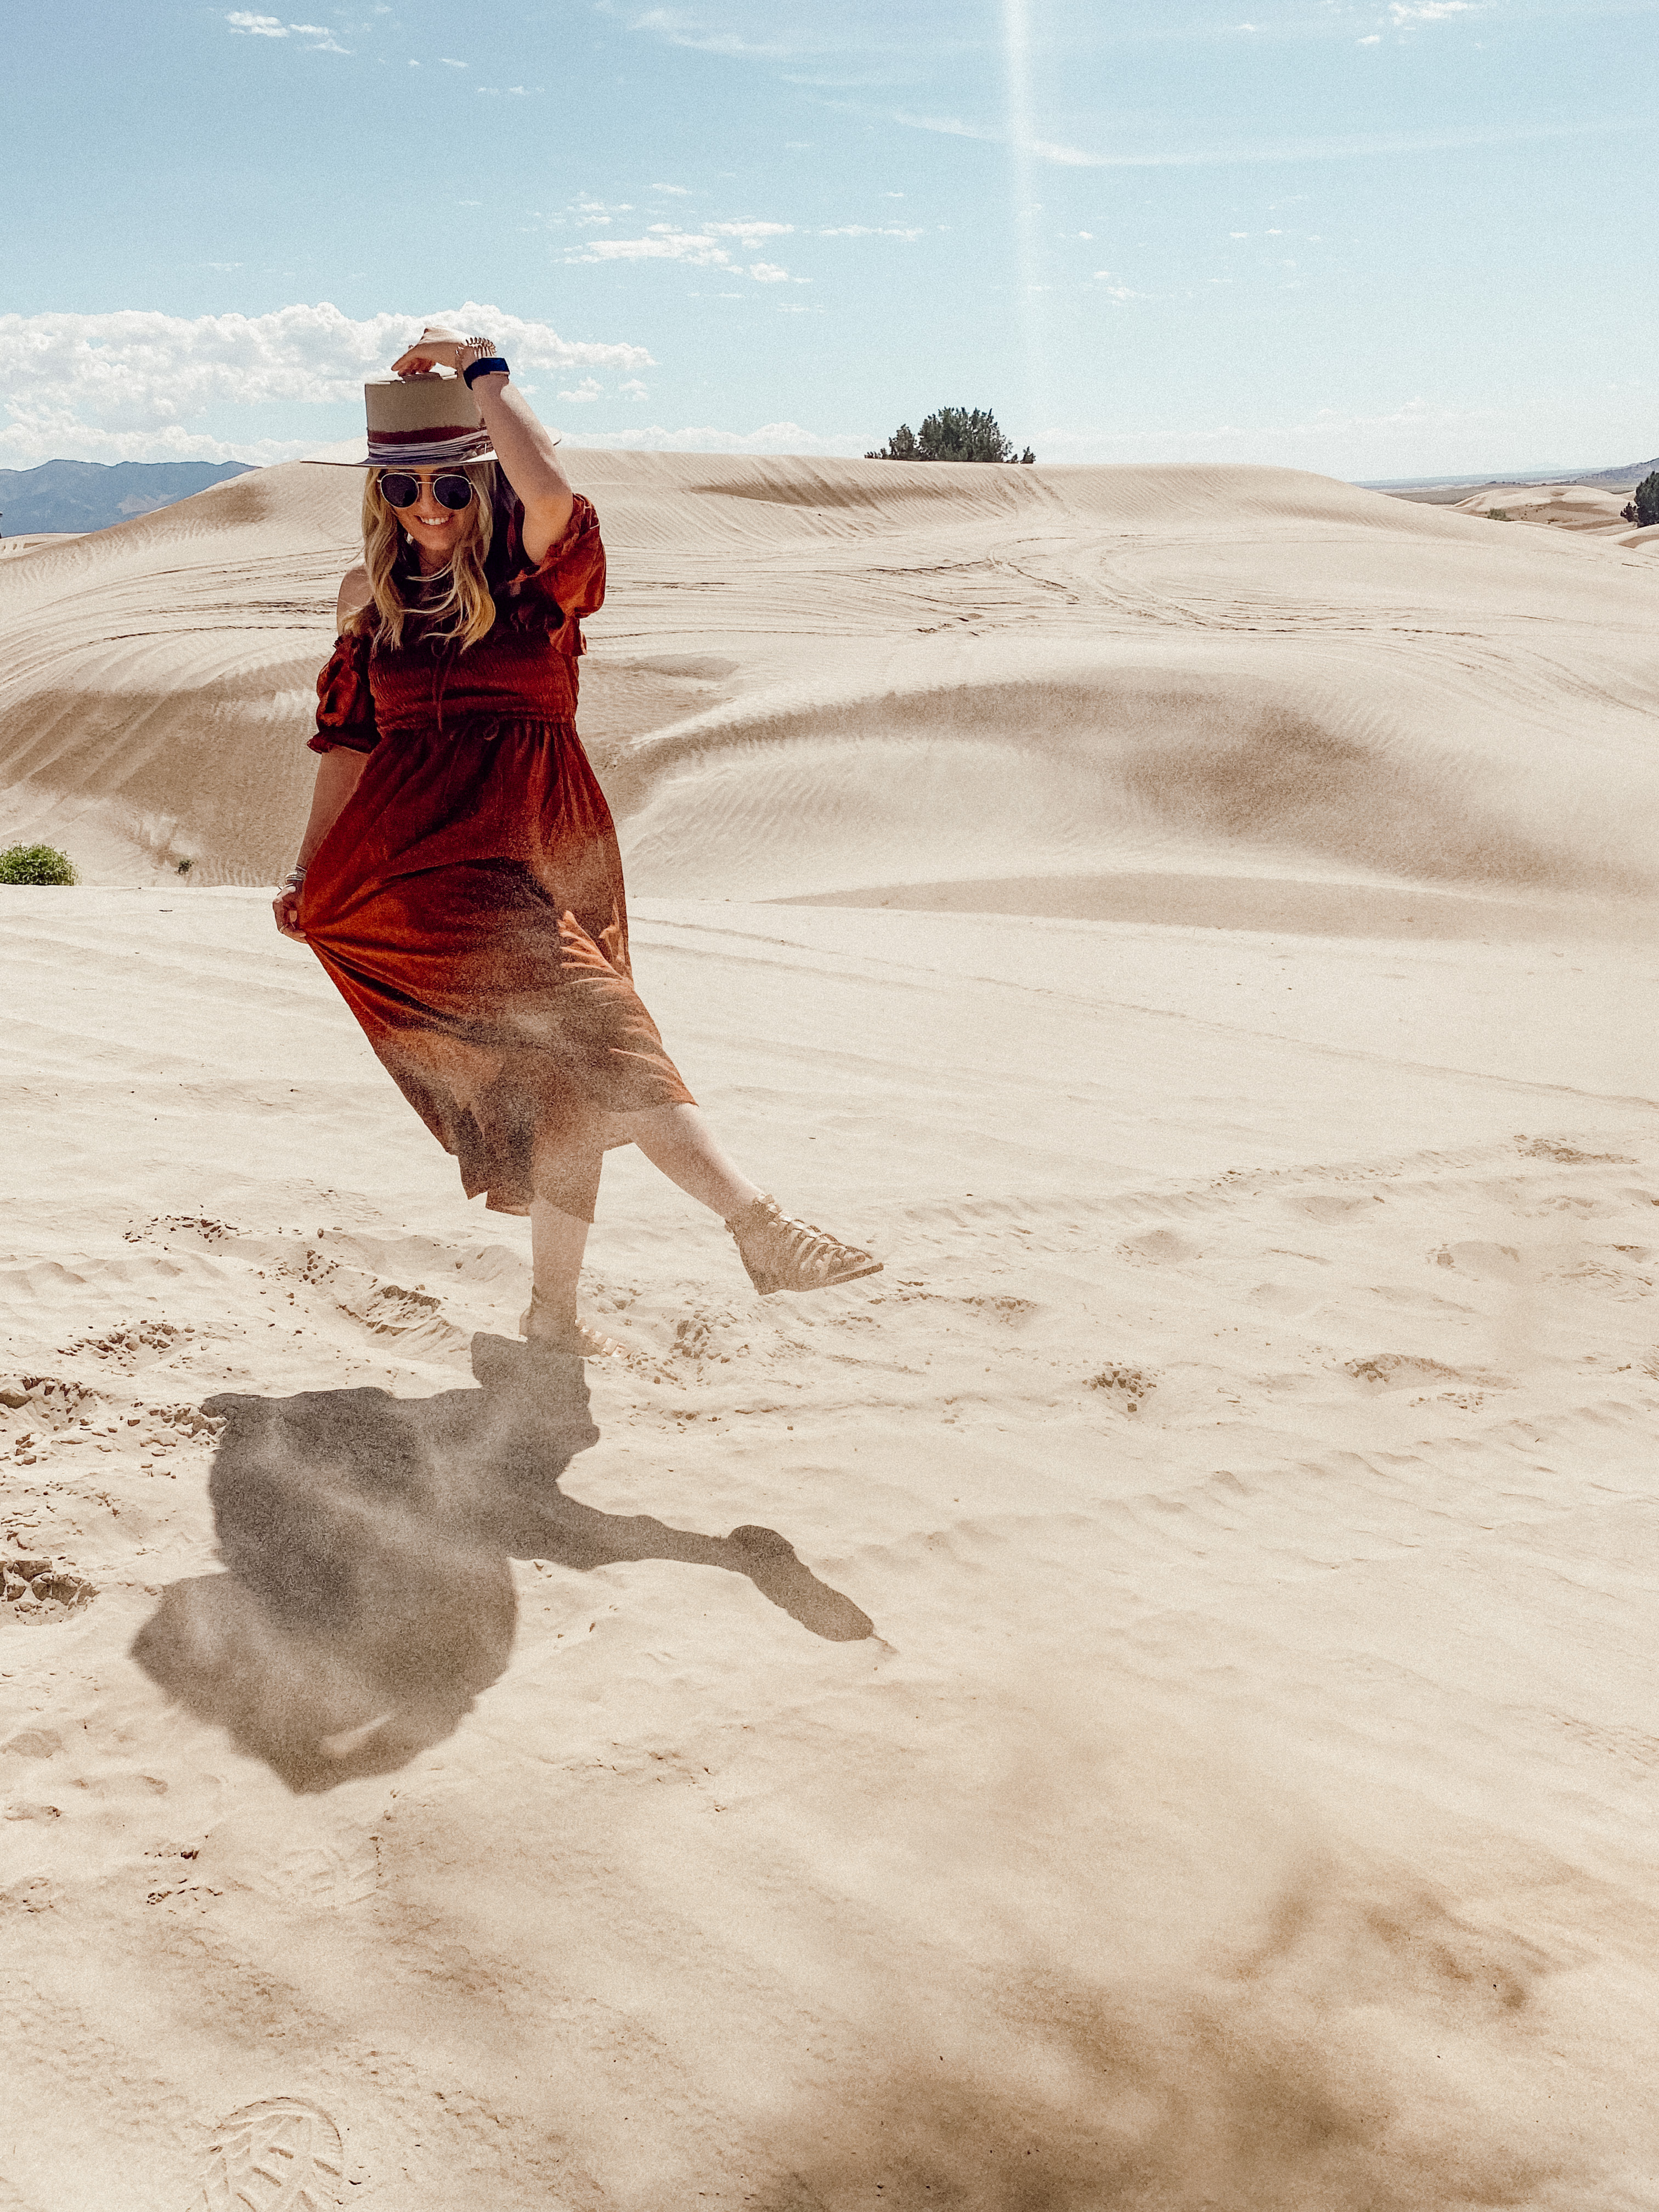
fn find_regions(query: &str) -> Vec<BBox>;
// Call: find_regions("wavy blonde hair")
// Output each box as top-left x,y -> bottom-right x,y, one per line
349,459 -> 500,651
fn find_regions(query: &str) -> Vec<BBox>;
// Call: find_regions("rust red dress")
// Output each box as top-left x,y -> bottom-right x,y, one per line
301,493 -> 693,1222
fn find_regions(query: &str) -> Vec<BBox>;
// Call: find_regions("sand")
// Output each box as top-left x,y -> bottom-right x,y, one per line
2,458 -> 1658,2209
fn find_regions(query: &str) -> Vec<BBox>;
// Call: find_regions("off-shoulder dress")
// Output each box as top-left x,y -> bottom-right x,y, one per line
301,492 -> 693,1222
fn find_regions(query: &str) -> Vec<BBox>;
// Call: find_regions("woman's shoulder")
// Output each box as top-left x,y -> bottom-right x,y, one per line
336,563 -> 371,631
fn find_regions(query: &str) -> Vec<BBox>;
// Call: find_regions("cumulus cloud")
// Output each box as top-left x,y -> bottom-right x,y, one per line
557,377 -> 603,403
0,303 -> 654,465
747,262 -> 791,283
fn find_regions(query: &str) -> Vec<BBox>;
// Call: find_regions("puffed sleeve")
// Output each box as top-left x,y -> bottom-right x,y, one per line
307,628 -> 379,755
499,493 -> 606,653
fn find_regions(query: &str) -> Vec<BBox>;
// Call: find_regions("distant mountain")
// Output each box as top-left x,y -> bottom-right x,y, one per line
1363,458 -> 1658,499
0,458 -> 257,537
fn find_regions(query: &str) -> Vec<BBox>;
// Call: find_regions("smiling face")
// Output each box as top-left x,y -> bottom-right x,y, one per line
377,467 -> 478,572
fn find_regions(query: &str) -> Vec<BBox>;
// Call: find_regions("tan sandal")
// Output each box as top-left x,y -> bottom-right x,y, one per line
726,1194 -> 883,1296
518,1288 -> 624,1359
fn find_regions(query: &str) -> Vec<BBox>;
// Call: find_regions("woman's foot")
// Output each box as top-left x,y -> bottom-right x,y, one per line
726,1195 -> 883,1296
519,1288 -> 623,1359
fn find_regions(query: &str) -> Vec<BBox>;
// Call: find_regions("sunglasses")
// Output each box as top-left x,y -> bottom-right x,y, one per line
379,470 -> 475,511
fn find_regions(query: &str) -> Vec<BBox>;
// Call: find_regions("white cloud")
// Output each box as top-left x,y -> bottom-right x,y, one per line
1389,0 -> 1481,16
706,220 -> 793,241
1358,30 -> 1381,39
0,303 -> 654,465
477,84 -> 535,95
569,215 -> 798,270
619,378 -> 650,398
651,182 -> 691,194
894,106 -> 1624,170
819,224 -> 924,239
571,228 -> 732,266
748,262 -> 789,283
558,377 -> 603,403
224,12 -> 348,44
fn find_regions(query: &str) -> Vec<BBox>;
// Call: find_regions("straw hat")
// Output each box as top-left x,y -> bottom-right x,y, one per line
303,373 -> 497,470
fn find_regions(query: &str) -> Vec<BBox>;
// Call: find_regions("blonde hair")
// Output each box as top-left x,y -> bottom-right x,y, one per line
350,459 -> 500,651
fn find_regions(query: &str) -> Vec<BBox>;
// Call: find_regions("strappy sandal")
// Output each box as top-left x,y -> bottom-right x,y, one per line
518,1288 -> 624,1359
726,1194 -> 884,1296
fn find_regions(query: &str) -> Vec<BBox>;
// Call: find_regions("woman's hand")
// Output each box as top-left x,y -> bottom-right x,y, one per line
273,882 -> 307,941
391,325 -> 484,379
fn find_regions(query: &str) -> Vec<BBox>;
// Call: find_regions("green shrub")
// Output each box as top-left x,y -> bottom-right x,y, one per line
1633,471 -> 1659,529
0,844 -> 78,885
867,406 -> 1031,463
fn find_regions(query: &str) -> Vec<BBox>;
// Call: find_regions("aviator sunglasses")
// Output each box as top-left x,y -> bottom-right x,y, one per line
378,469 -> 475,511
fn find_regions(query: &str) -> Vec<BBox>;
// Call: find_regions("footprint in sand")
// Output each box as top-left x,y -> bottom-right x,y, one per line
1088,1365 -> 1154,1413
193,2097 -> 344,2211
1116,1229 -> 1200,1266
208,1825 -> 381,1911
1344,1353 -> 1513,1395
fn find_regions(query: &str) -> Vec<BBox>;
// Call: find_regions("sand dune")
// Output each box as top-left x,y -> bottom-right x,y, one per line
3,456 -> 1656,929
3,456 -> 1659,2208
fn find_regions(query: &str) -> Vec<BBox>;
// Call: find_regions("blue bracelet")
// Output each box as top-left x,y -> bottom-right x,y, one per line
462,355 -> 510,389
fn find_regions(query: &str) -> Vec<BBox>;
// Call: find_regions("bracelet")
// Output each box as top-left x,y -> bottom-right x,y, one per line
282,867 -> 307,888
463,354 -> 510,390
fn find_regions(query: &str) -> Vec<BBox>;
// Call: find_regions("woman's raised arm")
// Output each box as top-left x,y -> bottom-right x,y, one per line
389,325 -> 575,564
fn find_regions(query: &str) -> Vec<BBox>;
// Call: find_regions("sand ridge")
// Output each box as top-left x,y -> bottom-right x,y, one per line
2,455 -> 1656,927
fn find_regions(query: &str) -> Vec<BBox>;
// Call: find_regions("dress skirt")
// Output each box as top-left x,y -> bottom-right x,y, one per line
301,711 -> 694,1222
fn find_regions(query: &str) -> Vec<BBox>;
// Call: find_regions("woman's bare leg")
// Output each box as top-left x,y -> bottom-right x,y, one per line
527,1200 -> 590,1328
627,1104 -> 762,1220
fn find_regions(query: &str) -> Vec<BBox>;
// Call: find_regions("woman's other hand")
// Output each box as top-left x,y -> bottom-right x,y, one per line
273,883 -> 307,940
390,325 -> 469,378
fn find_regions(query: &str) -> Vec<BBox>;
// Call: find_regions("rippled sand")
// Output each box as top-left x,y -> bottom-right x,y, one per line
1,458 -> 1657,2209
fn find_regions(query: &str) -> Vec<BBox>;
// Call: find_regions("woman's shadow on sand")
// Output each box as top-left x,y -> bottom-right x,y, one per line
131,1333 -> 873,1794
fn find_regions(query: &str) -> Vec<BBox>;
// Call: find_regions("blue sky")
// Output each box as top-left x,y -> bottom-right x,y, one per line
3,0 -> 1654,477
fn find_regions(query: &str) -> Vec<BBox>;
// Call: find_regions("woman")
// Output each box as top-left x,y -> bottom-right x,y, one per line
275,324 -> 879,1357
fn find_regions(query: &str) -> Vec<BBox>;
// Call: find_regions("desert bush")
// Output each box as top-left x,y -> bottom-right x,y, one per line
0,844 -> 78,885
867,407 -> 1031,463
1633,471 -> 1659,528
